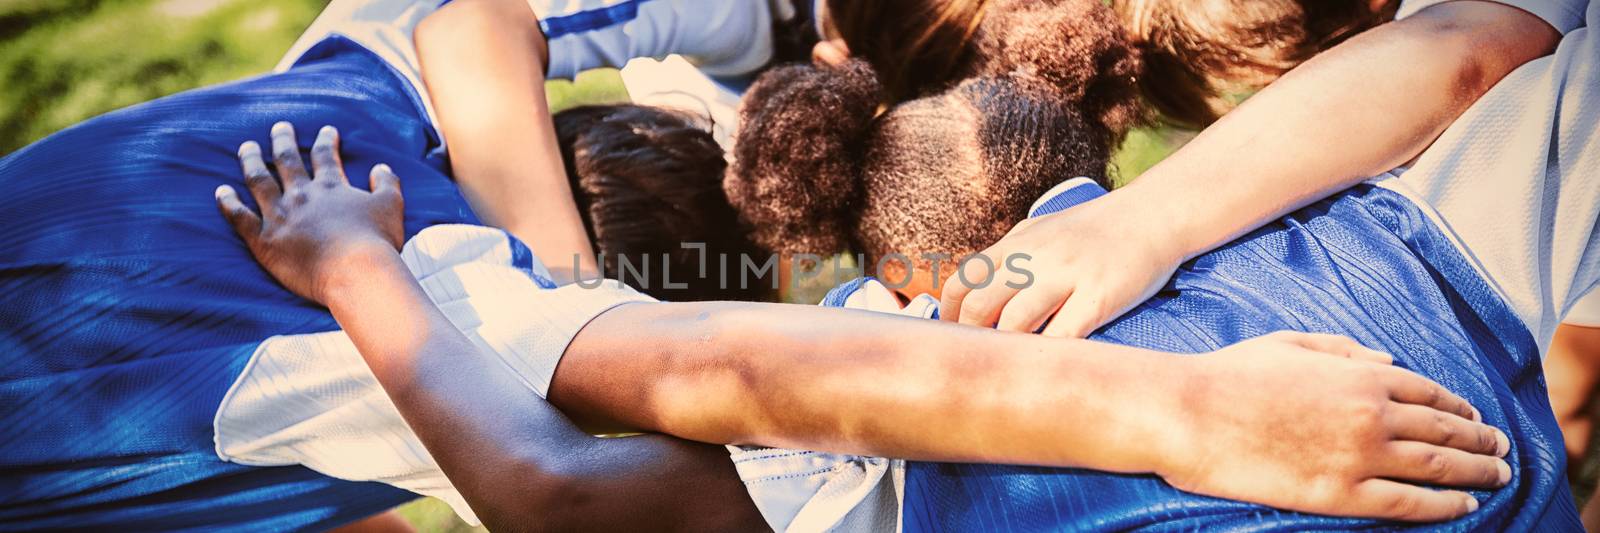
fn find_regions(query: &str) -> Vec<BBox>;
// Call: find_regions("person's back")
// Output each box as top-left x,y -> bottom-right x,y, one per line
883,180 -> 1576,530
0,38 -> 473,530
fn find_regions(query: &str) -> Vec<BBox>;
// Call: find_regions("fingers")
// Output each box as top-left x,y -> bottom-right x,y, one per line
1381,367 -> 1481,422
1347,479 -> 1478,522
1285,332 -> 1394,364
238,141 -> 280,218
938,269 -> 974,323
956,283 -> 1016,328
311,125 -> 348,184
214,185 -> 262,244
270,121 -> 310,189
1377,440 -> 1510,489
1040,289 -> 1102,338
1386,403 -> 1509,457
370,163 -> 402,199
948,254 -> 1020,327
996,285 -> 1066,333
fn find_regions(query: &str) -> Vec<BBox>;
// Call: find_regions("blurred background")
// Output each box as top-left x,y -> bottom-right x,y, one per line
0,0 -> 1188,174
0,1 -> 1188,530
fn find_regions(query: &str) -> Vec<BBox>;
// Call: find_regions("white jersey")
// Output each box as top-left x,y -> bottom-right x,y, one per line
1381,0 -> 1596,351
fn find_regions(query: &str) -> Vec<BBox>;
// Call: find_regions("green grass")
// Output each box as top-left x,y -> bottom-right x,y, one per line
1,2 -> 1181,529
0,0 -> 629,156
395,498 -> 485,533
1111,127 -> 1192,187
0,0 -> 325,154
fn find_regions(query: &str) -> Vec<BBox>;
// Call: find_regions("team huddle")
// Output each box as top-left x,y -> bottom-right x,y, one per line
1,0 -> 1597,531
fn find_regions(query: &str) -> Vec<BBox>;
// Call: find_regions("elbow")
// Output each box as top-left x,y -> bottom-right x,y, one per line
468,449 -> 599,533
649,303 -> 765,441
1401,3 -> 1561,101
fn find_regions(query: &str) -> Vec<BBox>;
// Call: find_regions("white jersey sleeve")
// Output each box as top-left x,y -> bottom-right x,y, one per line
528,0 -> 777,79
1398,0 -> 1589,34
1375,1 -> 1600,353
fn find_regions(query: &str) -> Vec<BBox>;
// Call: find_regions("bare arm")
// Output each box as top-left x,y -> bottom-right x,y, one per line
552,301 -> 1512,521
944,1 -> 1561,337
554,301 -> 1181,469
1123,1 -> 1559,261
414,0 -> 597,283
219,123 -> 762,532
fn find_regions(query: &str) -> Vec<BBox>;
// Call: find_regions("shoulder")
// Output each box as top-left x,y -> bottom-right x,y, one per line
1396,0 -> 1588,35
536,0 -> 778,77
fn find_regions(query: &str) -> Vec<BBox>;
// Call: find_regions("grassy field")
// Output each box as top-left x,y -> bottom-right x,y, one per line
0,1 -> 1182,530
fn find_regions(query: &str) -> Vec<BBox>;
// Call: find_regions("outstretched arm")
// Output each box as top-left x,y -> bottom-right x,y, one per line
943,1 -> 1561,336
414,0 -> 597,283
553,301 -> 1512,521
217,123 -> 762,532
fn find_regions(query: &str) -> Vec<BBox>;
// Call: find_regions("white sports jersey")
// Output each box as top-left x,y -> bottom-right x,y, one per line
1379,0 -> 1598,351
532,0 -> 779,80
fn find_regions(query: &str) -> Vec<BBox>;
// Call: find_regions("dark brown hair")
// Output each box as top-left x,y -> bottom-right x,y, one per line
827,0 -> 1144,143
1119,0 -> 1394,127
553,105 -> 770,301
825,0 -> 989,103
725,61 -> 1109,268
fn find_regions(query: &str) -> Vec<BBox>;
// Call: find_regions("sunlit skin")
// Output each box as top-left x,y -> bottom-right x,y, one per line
213,123 -> 1519,527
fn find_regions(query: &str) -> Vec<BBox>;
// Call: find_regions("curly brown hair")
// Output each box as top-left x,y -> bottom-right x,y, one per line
725,61 -> 1108,268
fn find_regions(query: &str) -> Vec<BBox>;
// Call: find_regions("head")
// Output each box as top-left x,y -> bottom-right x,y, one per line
1117,0 -> 1397,127
725,61 -> 1111,301
822,0 -> 1143,143
552,105 -> 771,302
